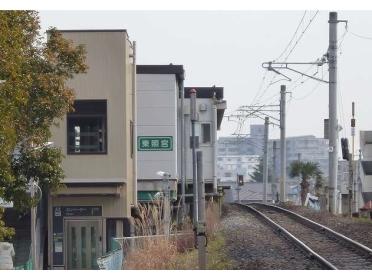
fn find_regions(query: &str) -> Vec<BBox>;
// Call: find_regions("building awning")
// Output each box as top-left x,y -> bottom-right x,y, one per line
138,191 -> 160,202
138,191 -> 176,202
56,186 -> 121,196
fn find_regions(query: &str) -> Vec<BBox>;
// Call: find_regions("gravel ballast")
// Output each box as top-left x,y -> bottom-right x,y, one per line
220,204 -> 322,269
281,204 -> 372,249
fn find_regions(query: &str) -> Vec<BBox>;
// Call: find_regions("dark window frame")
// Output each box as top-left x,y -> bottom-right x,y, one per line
200,122 -> 212,145
67,100 -> 108,155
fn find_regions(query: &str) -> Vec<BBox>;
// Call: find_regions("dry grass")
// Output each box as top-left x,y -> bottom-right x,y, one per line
124,237 -> 178,269
124,200 -> 225,270
206,201 -> 221,238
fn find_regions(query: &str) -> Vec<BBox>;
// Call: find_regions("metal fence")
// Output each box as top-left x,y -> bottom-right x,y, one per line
97,233 -> 193,270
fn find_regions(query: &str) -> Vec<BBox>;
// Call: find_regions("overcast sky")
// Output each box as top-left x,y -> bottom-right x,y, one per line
39,11 -> 372,150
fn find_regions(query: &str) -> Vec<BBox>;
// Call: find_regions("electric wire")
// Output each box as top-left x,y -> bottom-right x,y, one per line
253,11 -> 319,108
235,11 -> 319,138
287,64 -> 317,92
338,63 -> 347,139
250,70 -> 270,107
338,24 -> 349,57
274,11 -> 308,62
249,11 -> 308,108
284,10 -> 320,61
349,30 -> 372,41
291,66 -> 324,101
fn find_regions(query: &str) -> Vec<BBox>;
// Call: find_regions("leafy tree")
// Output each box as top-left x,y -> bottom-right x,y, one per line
0,208 -> 14,241
289,161 -> 321,206
0,11 -> 87,235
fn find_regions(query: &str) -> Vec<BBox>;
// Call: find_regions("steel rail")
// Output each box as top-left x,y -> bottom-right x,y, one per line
250,203 -> 372,258
235,203 -> 336,269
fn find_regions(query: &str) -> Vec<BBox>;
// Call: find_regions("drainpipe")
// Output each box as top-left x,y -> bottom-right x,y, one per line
212,96 -> 218,195
132,41 -> 137,206
179,73 -> 186,219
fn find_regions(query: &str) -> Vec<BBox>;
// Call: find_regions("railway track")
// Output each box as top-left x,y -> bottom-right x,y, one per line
237,203 -> 372,270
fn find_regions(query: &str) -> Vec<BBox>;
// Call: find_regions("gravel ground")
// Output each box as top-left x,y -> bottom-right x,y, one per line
253,205 -> 372,269
220,204 -> 323,270
281,204 -> 372,249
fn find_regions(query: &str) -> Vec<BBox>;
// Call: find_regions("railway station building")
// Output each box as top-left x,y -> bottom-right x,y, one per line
48,30 -> 136,269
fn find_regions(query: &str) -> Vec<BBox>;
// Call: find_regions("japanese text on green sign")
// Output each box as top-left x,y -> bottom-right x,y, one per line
138,136 -> 173,151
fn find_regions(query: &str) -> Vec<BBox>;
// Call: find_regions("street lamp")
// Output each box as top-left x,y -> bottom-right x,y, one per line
156,171 -> 171,235
30,141 -> 53,270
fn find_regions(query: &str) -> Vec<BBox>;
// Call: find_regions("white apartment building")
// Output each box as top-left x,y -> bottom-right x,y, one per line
217,155 -> 260,182
359,131 -> 372,207
136,65 -> 184,202
181,87 -> 226,213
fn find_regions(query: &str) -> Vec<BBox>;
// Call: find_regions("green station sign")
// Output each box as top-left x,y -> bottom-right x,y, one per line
138,136 -> 173,151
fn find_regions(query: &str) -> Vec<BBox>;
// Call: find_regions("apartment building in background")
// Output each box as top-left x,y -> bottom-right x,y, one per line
218,124 -> 265,157
217,155 -> 260,183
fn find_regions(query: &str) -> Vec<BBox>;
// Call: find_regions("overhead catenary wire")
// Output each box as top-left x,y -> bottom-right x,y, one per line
252,11 -> 320,109
274,11 -> 308,62
283,10 -> 320,61
349,30 -> 372,41
338,23 -> 349,54
250,11 -> 308,108
338,62 -> 347,139
291,66 -> 325,101
287,64 -> 317,91
234,11 -> 320,139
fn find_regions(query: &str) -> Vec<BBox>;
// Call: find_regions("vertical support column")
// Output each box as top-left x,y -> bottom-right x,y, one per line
263,117 -> 269,204
31,180 -> 37,269
236,174 -> 241,203
163,177 -> 171,235
197,151 -> 206,269
212,98 -> 218,194
190,89 -> 198,225
328,11 -> 339,214
348,155 -> 353,216
131,41 -> 137,206
280,85 -> 287,203
351,101 -> 356,212
272,141 -> 277,203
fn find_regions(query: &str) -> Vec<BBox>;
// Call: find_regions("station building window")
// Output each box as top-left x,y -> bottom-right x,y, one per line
67,100 -> 107,154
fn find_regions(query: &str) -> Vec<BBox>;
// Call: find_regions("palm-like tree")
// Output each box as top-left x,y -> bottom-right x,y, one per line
289,161 -> 321,206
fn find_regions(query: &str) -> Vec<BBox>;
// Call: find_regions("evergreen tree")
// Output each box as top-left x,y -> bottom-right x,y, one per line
249,157 -> 264,183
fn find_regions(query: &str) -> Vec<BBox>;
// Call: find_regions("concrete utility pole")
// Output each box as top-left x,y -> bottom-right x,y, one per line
279,85 -> 286,203
272,141 -> 277,203
197,151 -> 207,269
328,12 -> 347,214
357,149 -> 362,211
236,177 -> 241,203
351,102 -> 356,212
30,180 -> 37,269
263,117 -> 269,204
164,175 -> 171,235
190,88 -> 198,225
